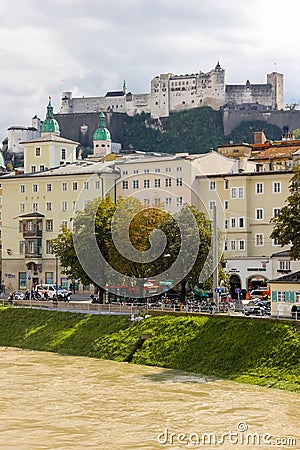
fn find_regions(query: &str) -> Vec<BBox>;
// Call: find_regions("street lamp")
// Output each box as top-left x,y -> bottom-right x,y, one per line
163,253 -> 171,303
55,256 -> 59,287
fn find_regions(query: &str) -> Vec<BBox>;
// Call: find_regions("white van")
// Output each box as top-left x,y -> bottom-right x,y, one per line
35,284 -> 71,301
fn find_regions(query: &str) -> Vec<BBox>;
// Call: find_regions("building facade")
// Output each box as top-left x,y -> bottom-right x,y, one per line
196,170 -> 293,296
269,271 -> 300,318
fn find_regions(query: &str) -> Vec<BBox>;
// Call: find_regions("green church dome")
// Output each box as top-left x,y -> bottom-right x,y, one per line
41,97 -> 60,134
93,112 -> 111,141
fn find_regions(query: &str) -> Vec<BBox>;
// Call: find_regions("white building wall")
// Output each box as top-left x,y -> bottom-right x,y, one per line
226,258 -> 272,291
8,127 -> 40,154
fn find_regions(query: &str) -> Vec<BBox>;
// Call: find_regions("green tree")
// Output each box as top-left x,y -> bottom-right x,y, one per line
292,128 -> 300,139
120,107 -> 226,153
228,120 -> 282,144
270,166 -> 300,259
154,205 -> 214,301
51,196 -> 222,302
106,197 -> 167,295
51,195 -> 118,301
51,195 -> 167,299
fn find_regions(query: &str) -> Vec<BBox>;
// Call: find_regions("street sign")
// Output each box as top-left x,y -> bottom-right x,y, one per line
160,280 -> 172,286
28,276 -> 31,281
235,288 -> 241,294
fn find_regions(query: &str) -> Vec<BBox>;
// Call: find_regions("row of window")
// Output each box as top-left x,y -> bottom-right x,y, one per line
19,193 -> 186,214
142,197 -> 183,207
170,80 -> 196,86
19,200 -> 90,214
224,240 -> 246,251
122,178 -> 183,189
209,181 -> 282,195
19,240 -> 53,254
19,200 -> 89,214
122,167 -> 182,176
279,260 -> 291,271
18,272 -> 89,290
219,208 -> 281,227
35,147 -> 67,159
224,234 -> 280,250
20,181 -> 101,194
20,219 -> 71,233
274,291 -> 300,302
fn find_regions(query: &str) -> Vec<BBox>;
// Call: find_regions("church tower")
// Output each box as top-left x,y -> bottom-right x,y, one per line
41,97 -> 60,135
93,112 -> 111,157
23,98 -> 78,173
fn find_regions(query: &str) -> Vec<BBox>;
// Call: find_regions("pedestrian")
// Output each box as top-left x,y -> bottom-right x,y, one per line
1,280 -> 5,294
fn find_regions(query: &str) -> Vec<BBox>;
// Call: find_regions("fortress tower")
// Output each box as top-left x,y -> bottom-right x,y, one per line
267,72 -> 284,110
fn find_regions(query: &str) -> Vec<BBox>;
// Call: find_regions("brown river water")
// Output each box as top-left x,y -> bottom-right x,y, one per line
0,347 -> 299,450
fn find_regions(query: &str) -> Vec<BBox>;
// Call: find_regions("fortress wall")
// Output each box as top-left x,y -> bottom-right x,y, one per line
54,112 -> 125,149
126,93 -> 151,116
225,85 -> 273,108
223,109 -> 300,136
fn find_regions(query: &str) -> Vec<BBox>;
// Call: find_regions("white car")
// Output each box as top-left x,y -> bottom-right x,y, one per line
35,284 -> 71,301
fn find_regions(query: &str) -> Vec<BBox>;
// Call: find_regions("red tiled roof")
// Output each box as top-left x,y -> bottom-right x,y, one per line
250,145 -> 300,160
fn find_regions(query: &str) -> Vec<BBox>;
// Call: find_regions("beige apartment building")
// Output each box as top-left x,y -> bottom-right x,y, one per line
196,169 -> 294,295
1,136 -> 256,293
114,151 -> 256,213
1,160 -> 120,291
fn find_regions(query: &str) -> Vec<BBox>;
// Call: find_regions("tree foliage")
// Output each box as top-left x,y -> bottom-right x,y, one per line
51,196 -> 219,300
51,195 -> 118,291
106,197 -> 167,288
153,205 -> 226,300
292,128 -> 300,139
270,166 -> 300,259
228,120 -> 282,144
119,107 -> 226,153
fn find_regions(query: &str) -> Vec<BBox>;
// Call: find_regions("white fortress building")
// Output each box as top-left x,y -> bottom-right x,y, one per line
59,63 -> 284,119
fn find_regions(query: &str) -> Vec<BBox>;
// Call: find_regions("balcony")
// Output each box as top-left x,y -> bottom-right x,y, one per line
22,228 -> 42,238
19,213 -> 44,239
24,251 -> 42,259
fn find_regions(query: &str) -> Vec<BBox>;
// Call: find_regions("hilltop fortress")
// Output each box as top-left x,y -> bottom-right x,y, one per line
59,62 -> 284,119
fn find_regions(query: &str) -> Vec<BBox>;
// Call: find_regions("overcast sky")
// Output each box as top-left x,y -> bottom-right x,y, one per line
1,0 -> 300,141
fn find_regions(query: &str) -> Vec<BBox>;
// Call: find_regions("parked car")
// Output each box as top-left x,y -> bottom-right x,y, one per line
250,289 -> 270,299
243,299 -> 271,316
34,284 -> 71,301
8,291 -> 24,301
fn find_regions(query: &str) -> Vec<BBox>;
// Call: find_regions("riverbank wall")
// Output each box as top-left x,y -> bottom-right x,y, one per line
0,308 -> 299,391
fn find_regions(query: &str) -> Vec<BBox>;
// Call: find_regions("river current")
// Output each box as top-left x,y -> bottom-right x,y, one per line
0,347 -> 299,449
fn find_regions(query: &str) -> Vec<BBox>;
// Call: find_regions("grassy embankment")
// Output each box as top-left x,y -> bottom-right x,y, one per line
0,307 -> 299,392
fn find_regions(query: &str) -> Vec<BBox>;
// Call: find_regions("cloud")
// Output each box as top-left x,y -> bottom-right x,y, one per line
1,0 -> 300,141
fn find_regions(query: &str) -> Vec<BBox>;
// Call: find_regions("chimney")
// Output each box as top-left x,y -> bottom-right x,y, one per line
254,131 -> 267,145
